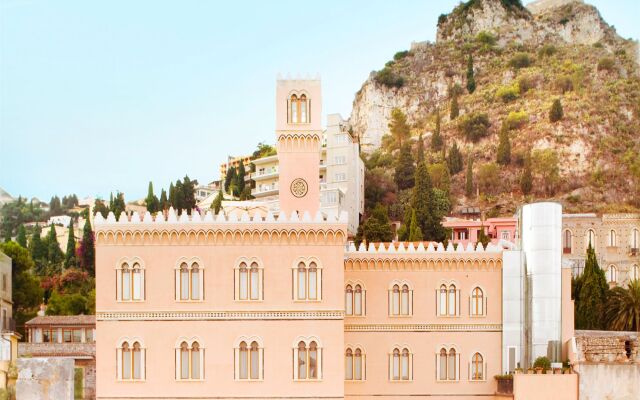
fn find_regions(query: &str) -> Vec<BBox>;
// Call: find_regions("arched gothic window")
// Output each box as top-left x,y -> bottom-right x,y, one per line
389,282 -> 412,316
238,341 -> 261,380
294,340 -> 320,380
470,287 -> 485,316
118,341 -> 144,380
436,347 -> 459,381
631,265 -> 639,282
586,229 -> 596,250
290,95 -> 298,123
609,230 -> 617,247
471,353 -> 484,381
345,347 -> 365,381
117,262 -> 144,301
236,261 -> 262,301
389,347 -> 411,381
607,265 -> 618,283
176,340 -> 203,380
175,261 -> 203,301
631,229 -> 639,251
293,260 -> 322,301
438,283 -> 460,316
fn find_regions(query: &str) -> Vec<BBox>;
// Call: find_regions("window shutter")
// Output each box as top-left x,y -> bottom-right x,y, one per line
286,99 -> 289,124
483,361 -> 487,381
363,290 -> 367,316
484,296 -> 488,316
116,270 -> 121,301
308,99 -> 311,123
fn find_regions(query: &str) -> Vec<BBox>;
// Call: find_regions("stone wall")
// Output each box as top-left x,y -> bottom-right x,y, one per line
578,363 -> 640,400
18,342 -> 95,357
17,358 -> 74,400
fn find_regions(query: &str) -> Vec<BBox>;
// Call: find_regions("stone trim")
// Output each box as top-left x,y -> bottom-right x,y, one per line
344,323 -> 502,332
97,310 -> 344,321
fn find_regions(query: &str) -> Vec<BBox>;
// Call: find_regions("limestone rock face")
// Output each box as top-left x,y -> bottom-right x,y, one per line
17,358 -> 75,400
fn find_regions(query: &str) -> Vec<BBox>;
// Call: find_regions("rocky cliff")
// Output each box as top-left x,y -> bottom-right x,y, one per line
350,0 -> 639,214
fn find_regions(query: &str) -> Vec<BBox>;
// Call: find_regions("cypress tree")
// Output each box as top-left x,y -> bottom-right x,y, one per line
576,244 -> 609,329
450,94 -> 459,120
394,144 -> 416,190
431,111 -> 443,152
408,209 -> 424,241
416,133 -> 425,163
224,167 -> 236,194
361,204 -> 393,244
29,224 -> 47,272
145,181 -> 159,213
549,98 -> 563,122
397,207 -> 413,242
64,220 -> 76,268
182,175 -> 196,214
520,153 -> 533,195
465,157 -> 474,197
496,123 -> 511,165
211,190 -> 224,214
477,226 -> 490,249
174,180 -> 185,213
159,189 -> 168,211
237,163 -> 246,194
16,225 -> 27,248
447,142 -> 463,175
466,55 -> 476,94
168,183 -> 176,208
79,218 -> 95,276
109,192 -> 126,219
46,224 -> 64,268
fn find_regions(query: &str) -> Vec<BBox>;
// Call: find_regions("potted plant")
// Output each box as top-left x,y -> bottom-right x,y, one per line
533,356 -> 551,374
527,367 -> 535,374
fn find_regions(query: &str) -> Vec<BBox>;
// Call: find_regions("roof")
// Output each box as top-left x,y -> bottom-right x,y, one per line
25,315 -> 95,326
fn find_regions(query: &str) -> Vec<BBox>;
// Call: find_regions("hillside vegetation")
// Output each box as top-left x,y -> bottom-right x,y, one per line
351,0 -> 640,218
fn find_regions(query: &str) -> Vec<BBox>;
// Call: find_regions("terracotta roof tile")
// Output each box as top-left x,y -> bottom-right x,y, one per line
25,315 -> 95,326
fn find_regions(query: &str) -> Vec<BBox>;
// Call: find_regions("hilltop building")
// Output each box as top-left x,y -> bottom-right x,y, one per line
95,79 -> 583,400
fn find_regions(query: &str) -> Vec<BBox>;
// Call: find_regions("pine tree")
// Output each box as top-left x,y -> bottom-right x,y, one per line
576,244 -> 609,329
431,110 -> 443,152
416,133 -> 425,163
145,181 -> 159,213
394,144 -> 416,190
46,224 -> 64,270
64,220 -> 76,268
159,189 -> 168,211
79,218 -> 95,276
182,175 -> 196,214
16,225 -> 27,248
408,209 -> 423,241
466,55 -> 476,94
549,98 -> 563,122
211,190 -> 224,214
465,157 -> 474,197
388,108 -> 411,150
496,123 -> 511,165
447,142 -> 463,175
520,153 -> 533,195
450,94 -> 459,120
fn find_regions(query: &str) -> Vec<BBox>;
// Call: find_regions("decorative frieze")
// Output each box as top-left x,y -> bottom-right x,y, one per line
344,323 -> 502,332
96,310 -> 345,321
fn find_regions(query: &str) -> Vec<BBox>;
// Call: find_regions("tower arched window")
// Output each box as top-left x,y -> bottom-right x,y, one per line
436,347 -> 459,381
300,94 -> 307,123
294,339 -> 321,380
607,265 -> 618,283
438,283 -> 460,316
175,261 -> 203,301
238,341 -> 261,380
293,260 -> 322,301
389,347 -> 412,381
631,229 -> 639,252
290,95 -> 298,123
471,352 -> 484,381
345,347 -> 365,381
586,229 -> 596,250
470,287 -> 485,316
118,340 -> 145,381
631,265 -> 639,282
609,230 -> 617,247
389,282 -> 412,316
117,262 -> 144,301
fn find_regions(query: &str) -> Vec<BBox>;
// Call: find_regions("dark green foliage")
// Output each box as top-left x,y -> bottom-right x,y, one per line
168,182 -> 176,207
363,168 -> 396,212
46,224 -> 64,268
538,44 -> 557,58
549,98 -> 564,122
174,180 -> 185,212
211,190 -> 224,214
224,167 -> 236,194
477,226 -> 490,248
416,133 -> 425,163
437,14 -> 447,25
450,94 -> 459,120
387,108 -> 411,150
49,196 -> 63,216
29,224 -> 47,273
357,204 -> 393,245
239,187 -> 253,201
393,50 -> 410,61
476,31 -> 496,46
509,52 -> 534,69
64,220 -> 76,268
408,209 -> 423,241
466,55 -> 476,94
397,207 -> 413,242
93,199 -> 109,218
252,142 -> 277,158
145,182 -> 159,213
109,192 -> 126,219
497,123 -> 511,165
465,157 -> 474,197
375,67 -> 405,89
459,112 -> 490,142
0,242 -> 43,337
16,225 -> 27,248
412,162 -> 446,241
520,153 -> 533,195
431,111 -> 443,151
394,144 -> 416,190
46,290 -> 91,316
159,189 -> 168,211
477,163 -> 500,195
533,356 -> 551,370
575,244 -> 609,329
496,84 -> 519,102
181,175 -> 197,214
447,142 -> 464,175
79,218 -> 95,276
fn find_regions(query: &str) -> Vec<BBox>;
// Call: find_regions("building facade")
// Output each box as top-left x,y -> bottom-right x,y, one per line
0,251 -> 19,389
95,80 -> 575,400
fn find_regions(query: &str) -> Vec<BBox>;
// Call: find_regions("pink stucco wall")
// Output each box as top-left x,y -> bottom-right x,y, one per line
513,374 -> 578,400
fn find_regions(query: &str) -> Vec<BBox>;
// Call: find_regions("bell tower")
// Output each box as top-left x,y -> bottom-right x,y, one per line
275,78 -> 322,216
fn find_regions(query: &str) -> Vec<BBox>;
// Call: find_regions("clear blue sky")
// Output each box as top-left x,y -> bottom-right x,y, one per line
1,0 -> 638,202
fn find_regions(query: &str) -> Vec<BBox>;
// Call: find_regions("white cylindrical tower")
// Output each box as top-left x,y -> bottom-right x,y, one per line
520,202 -> 563,364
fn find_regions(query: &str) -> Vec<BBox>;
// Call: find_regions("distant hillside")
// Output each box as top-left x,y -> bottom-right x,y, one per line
350,0 -> 640,216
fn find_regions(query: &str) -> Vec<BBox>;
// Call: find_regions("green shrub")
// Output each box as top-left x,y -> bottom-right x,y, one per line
505,110 -> 528,129
496,84 -> 520,102
597,57 -> 615,72
393,50 -> 410,61
593,41 -> 604,48
549,98 -> 564,122
538,44 -> 557,58
555,75 -> 574,93
533,356 -> 551,370
517,73 -> 541,93
509,52 -> 534,69
476,31 -> 497,46
375,67 -> 405,88
458,112 -> 491,142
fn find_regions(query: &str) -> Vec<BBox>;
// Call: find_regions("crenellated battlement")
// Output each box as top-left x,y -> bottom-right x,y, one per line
346,241 -> 503,254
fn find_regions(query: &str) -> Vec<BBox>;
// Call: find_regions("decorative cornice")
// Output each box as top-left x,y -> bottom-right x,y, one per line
97,310 -> 345,321
345,255 -> 502,271
344,323 -> 502,332
347,241 -> 503,254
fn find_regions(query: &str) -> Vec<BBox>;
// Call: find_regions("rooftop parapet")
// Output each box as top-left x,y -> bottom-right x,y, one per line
346,241 -> 504,254
94,207 -> 348,227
